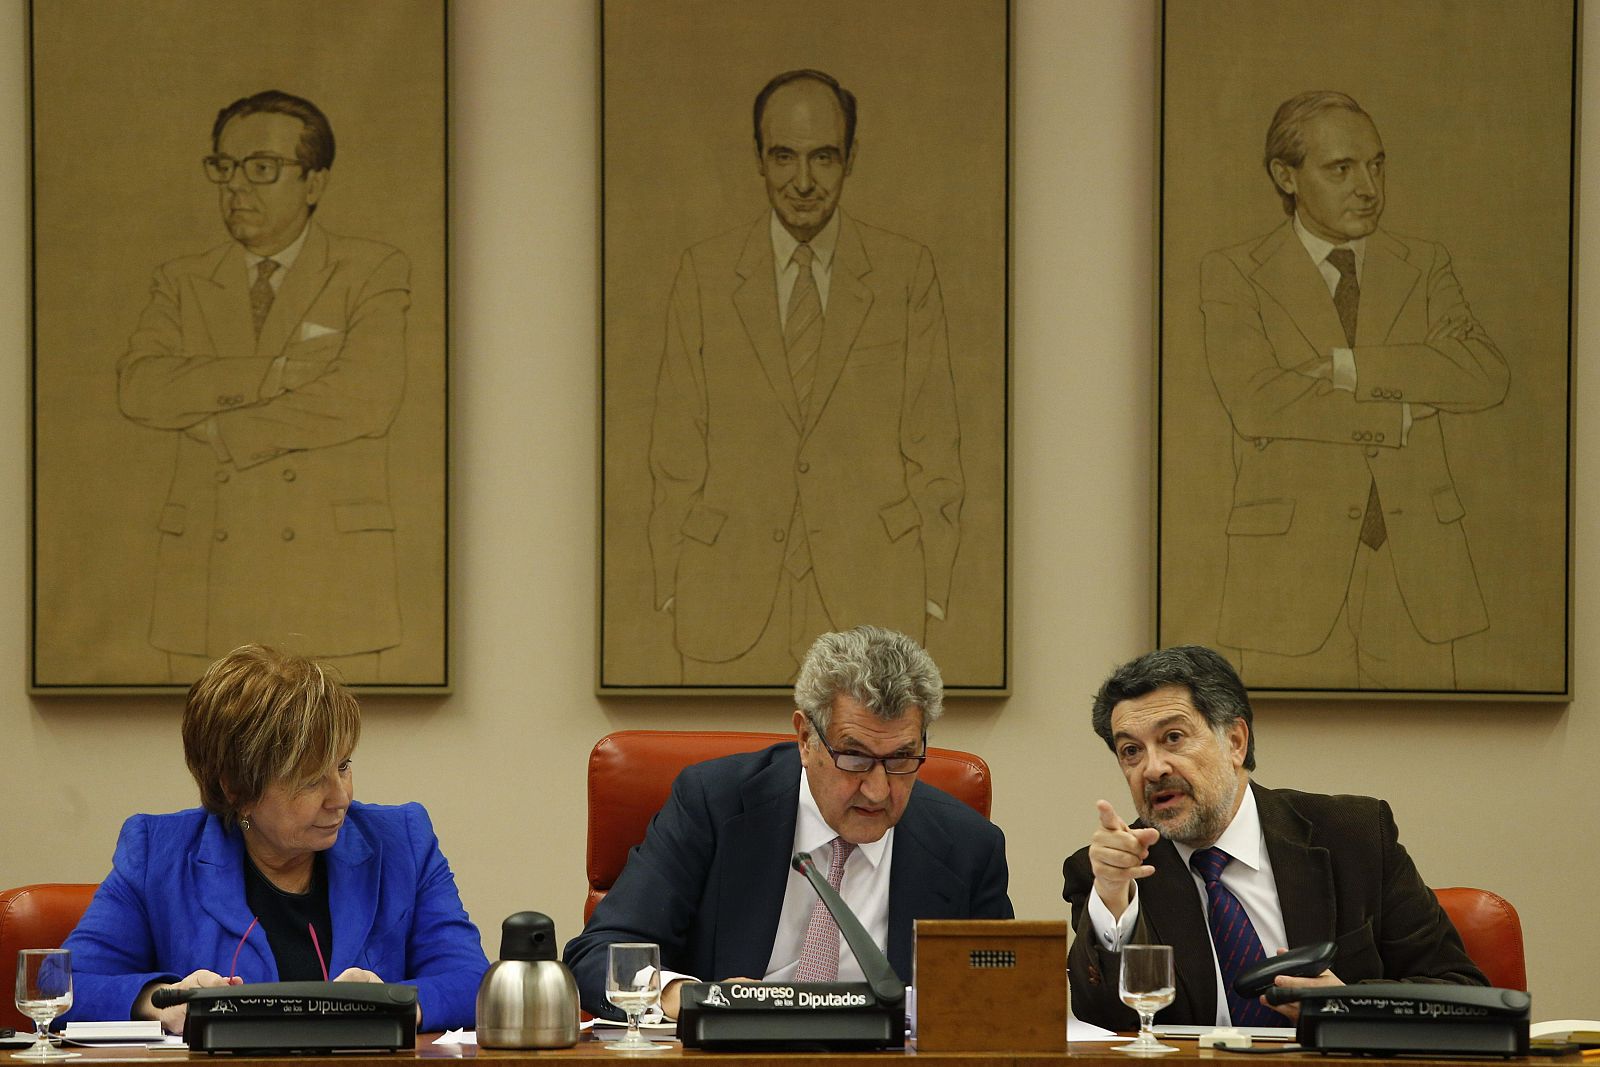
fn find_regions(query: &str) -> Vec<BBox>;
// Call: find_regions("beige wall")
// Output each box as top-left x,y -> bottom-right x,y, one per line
3,0 -> 1596,1018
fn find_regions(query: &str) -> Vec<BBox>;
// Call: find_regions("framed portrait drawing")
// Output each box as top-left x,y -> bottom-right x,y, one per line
1156,0 -> 1576,699
598,0 -> 1011,695
29,0 -> 449,693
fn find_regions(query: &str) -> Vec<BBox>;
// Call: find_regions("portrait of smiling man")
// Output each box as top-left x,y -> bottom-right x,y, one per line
564,625 -> 1012,1020
1199,90 -> 1509,691
116,89 -> 410,683
646,68 -> 965,686
1063,645 -> 1483,1030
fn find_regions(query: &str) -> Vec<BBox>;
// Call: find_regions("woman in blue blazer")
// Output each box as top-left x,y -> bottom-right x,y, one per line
60,646 -> 488,1032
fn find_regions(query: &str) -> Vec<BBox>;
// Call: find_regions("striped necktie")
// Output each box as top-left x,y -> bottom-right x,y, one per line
1190,846 -> 1279,1026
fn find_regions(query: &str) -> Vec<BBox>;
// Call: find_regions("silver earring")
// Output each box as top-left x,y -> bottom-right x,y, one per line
240,816 -> 252,831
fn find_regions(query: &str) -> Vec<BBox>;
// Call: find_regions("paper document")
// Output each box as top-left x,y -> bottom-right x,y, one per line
1155,1023 -> 1297,1042
61,1021 -> 165,1043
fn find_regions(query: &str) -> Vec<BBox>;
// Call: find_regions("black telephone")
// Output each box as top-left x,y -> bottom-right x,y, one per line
1290,983 -> 1530,1057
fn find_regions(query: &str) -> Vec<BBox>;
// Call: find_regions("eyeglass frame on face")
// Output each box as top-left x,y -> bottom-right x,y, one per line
806,715 -> 928,775
202,153 -> 309,185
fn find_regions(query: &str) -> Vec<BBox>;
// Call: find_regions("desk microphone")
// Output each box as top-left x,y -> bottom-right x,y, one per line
790,851 -> 906,1007
149,987 -> 190,1008
673,851 -> 908,1049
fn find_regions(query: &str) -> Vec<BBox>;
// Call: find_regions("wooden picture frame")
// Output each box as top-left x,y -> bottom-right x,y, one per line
29,0 -> 449,693
1155,0 -> 1577,699
598,0 -> 1011,696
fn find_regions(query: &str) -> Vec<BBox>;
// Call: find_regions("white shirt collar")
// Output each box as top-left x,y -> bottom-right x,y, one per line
796,766 -> 892,870
1172,780 -> 1262,871
243,219 -> 312,275
770,209 -> 841,274
1292,212 -> 1365,276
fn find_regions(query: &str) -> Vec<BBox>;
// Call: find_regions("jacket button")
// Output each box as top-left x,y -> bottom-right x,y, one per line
281,468 -> 297,482
214,470 -> 230,483
214,529 -> 229,542
1350,431 -> 1362,441
1348,507 -> 1363,520
1375,432 -> 1385,443
1370,387 -> 1382,398
797,461 -> 809,474
773,529 -> 786,542
281,528 -> 295,541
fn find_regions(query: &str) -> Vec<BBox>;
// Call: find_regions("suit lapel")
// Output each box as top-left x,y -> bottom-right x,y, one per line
196,244 -> 258,362
1250,222 -> 1348,356
1136,835 -> 1218,1023
1256,783 -> 1336,947
1355,230 -> 1421,345
885,784 -> 962,981
713,747 -> 802,979
732,220 -> 804,432
804,214 -> 873,437
258,223 -> 336,358
325,806 -> 379,974
194,816 -> 276,979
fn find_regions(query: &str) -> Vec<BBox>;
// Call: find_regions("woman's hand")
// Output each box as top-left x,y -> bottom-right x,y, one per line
137,970 -> 243,1034
331,968 -> 420,1026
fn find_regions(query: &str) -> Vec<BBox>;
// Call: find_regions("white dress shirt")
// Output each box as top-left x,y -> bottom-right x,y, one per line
1087,786 -> 1288,1026
763,767 -> 894,981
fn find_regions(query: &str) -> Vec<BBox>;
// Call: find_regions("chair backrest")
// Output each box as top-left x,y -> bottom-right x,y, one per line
584,729 -> 992,921
0,883 -> 99,1030
1434,886 -> 1526,991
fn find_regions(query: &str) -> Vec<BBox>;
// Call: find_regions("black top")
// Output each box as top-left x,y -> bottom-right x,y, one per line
243,851 -> 335,981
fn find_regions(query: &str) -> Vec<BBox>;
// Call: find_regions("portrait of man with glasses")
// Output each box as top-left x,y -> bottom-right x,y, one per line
115,89 -> 409,684
563,625 -> 1012,1021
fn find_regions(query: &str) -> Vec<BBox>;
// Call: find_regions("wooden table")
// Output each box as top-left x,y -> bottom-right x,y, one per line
34,1034 -> 1585,1067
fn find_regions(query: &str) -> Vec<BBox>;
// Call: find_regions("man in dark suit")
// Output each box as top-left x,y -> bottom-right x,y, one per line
565,626 -> 1011,1019
1063,646 -> 1482,1029
648,69 -> 963,684
1201,90 -> 1508,690
118,90 -> 408,683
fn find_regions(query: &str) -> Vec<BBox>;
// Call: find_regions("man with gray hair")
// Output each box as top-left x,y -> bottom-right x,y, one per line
1063,646 -> 1482,1030
565,625 -> 1011,1019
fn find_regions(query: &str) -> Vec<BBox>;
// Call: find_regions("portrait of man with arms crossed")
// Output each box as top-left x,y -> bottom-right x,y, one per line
1201,91 -> 1508,690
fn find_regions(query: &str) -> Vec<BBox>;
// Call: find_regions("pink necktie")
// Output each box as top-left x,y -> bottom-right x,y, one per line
793,836 -> 856,982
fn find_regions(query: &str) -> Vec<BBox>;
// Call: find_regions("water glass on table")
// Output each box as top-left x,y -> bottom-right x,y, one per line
1114,944 -> 1178,1055
604,943 -> 670,1052
13,950 -> 78,1061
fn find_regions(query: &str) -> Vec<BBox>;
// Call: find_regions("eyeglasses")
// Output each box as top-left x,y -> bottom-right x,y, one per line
202,153 -> 307,185
809,717 -> 927,775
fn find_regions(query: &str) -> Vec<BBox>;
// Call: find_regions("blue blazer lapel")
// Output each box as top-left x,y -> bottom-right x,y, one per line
194,816 -> 276,979
326,807 -> 379,974
711,747 -> 802,979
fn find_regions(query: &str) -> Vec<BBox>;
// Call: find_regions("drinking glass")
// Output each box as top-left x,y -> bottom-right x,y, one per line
13,950 -> 78,1060
1114,944 -> 1178,1054
604,943 -> 669,1052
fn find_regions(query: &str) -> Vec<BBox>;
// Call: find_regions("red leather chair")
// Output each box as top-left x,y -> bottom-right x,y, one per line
584,730 -> 992,921
1434,886 -> 1526,991
0,883 -> 99,1030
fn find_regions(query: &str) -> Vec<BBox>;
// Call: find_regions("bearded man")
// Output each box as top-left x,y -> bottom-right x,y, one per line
1061,645 -> 1483,1029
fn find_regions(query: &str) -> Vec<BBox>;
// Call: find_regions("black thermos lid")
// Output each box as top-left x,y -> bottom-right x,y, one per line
499,911 -> 558,962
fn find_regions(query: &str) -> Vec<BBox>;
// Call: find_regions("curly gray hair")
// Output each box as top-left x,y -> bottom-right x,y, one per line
794,626 -> 943,739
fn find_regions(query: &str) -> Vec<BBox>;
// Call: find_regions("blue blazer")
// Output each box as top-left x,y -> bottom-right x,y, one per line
563,743 -> 1013,1017
61,801 -> 488,1030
